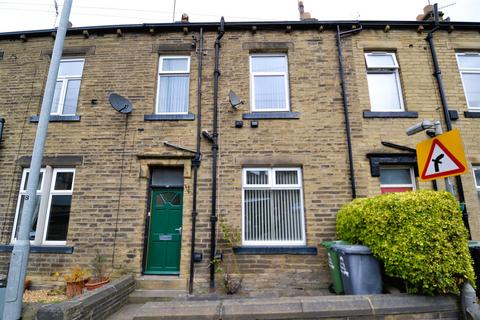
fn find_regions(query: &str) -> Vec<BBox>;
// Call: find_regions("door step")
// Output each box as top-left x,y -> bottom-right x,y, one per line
136,276 -> 187,290
129,289 -> 187,303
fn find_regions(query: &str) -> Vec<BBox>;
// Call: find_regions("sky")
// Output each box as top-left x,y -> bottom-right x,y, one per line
0,0 -> 479,33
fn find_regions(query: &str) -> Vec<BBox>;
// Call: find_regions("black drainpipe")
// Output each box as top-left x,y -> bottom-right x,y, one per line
336,25 -> 362,199
426,4 -> 470,237
210,17 -> 225,289
189,28 -> 204,295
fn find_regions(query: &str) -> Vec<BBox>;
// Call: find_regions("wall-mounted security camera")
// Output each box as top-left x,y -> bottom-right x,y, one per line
405,120 -> 434,136
228,90 -> 244,109
202,130 -> 214,143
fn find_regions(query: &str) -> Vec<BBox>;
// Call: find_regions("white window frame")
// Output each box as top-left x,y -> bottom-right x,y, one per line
379,166 -> 416,191
52,58 -> 85,116
473,166 -> 480,192
242,167 -> 306,246
456,52 -> 480,110
365,52 -> 405,112
155,55 -> 190,115
249,54 -> 290,112
11,167 -> 75,246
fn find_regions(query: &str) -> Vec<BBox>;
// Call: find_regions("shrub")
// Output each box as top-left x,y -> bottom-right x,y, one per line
336,190 -> 474,295
63,265 -> 89,283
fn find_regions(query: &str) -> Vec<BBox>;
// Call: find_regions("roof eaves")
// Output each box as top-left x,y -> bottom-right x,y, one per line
0,19 -> 479,40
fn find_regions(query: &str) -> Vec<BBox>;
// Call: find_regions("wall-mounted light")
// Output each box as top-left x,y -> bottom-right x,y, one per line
0,118 -> 4,144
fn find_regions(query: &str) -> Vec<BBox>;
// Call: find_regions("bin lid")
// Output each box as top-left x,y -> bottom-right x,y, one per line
332,244 -> 372,255
321,240 -> 350,249
468,240 -> 480,248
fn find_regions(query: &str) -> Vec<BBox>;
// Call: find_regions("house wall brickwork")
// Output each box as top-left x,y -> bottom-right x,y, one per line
0,22 -> 478,294
346,28 -> 480,238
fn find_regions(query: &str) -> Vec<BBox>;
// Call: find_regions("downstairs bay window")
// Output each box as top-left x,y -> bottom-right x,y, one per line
11,167 -> 75,245
242,168 -> 305,246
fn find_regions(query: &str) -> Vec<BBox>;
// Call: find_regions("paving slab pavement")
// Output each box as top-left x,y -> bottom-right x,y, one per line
106,304 -> 144,320
107,293 -> 460,320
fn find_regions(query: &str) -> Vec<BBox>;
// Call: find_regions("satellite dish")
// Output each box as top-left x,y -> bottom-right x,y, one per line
228,90 -> 244,109
108,93 -> 133,114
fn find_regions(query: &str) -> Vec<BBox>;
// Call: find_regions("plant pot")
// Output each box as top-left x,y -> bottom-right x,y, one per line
66,280 -> 86,298
223,274 -> 242,294
84,277 -> 110,291
24,279 -> 31,292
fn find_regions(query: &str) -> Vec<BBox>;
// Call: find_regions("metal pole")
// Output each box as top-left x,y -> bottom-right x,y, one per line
3,1 -> 73,318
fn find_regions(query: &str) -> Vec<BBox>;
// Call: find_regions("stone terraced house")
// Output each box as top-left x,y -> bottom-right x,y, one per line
0,8 -> 479,295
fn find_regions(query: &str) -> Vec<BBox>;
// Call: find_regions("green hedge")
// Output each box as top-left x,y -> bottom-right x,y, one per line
336,190 -> 474,295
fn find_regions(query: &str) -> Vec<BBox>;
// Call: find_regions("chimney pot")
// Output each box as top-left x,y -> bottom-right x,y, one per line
423,4 -> 434,15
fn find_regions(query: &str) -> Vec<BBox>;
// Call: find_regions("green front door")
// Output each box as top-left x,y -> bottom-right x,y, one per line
145,188 -> 183,274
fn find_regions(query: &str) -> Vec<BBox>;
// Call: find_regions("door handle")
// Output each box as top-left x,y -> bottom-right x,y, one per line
175,227 -> 182,235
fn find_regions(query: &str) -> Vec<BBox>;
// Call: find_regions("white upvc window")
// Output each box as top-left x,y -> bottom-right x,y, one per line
365,52 -> 405,112
473,166 -> 480,192
156,56 -> 190,114
379,166 -> 416,194
11,167 -> 75,246
51,59 -> 85,115
456,53 -> 480,110
242,168 -> 305,246
250,54 -> 290,112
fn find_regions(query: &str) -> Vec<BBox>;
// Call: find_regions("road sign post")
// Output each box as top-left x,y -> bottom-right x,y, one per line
3,1 -> 73,319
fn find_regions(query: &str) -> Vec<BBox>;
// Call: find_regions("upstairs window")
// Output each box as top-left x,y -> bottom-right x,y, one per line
380,167 -> 415,194
156,56 -> 190,114
365,52 -> 404,112
242,168 -> 305,246
250,54 -> 290,112
51,59 -> 85,115
11,167 -> 75,245
456,53 -> 480,110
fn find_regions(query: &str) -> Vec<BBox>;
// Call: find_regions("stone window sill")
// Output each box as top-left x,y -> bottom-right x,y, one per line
242,112 -> 300,120
30,115 -> 81,123
464,111 -> 480,118
144,113 -> 195,121
0,245 -> 74,254
363,111 -> 418,118
233,246 -> 317,255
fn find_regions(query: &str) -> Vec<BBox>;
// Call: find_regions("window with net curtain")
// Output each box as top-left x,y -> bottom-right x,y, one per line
156,56 -> 190,114
51,59 -> 85,115
11,167 -> 75,245
242,168 -> 305,246
250,54 -> 290,112
365,52 -> 404,112
456,53 -> 480,110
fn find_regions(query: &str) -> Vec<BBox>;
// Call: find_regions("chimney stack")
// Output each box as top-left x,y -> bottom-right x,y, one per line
298,1 -> 313,21
416,4 -> 447,21
181,13 -> 189,22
